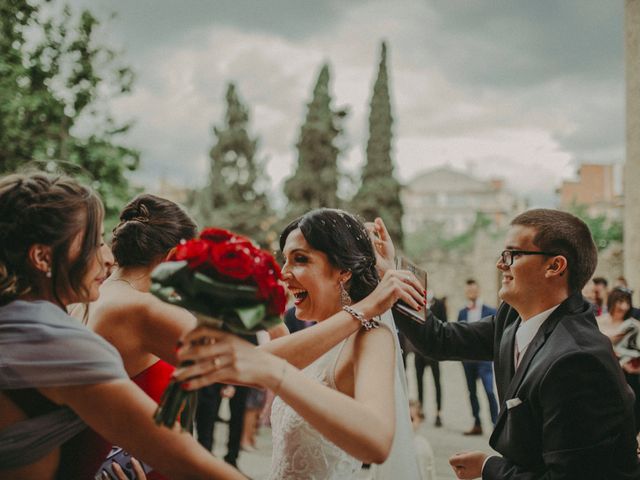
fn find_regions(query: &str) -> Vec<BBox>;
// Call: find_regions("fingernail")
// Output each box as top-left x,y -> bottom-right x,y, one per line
180,382 -> 191,390
417,306 -> 422,311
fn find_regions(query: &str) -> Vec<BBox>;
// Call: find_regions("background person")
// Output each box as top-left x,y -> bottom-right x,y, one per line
457,279 -> 498,435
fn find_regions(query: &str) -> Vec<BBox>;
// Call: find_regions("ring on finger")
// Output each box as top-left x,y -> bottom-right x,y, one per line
213,357 -> 221,368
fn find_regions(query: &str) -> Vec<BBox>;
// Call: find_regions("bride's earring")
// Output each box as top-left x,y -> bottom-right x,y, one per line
339,281 -> 352,306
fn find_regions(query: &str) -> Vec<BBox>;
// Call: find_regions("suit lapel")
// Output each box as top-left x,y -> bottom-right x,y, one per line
496,317 -> 519,403
490,294 -> 584,445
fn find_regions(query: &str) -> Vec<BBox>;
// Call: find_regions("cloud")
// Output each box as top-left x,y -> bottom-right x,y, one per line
65,0 -> 624,210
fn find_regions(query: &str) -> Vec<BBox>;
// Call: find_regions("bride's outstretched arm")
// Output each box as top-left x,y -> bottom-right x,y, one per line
175,324 -> 397,464
260,268 -> 424,370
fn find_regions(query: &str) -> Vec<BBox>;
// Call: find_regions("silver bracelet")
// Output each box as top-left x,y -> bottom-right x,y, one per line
342,305 -> 380,331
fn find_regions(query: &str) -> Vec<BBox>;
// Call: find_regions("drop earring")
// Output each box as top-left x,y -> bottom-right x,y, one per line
339,281 -> 352,306
45,270 -> 52,278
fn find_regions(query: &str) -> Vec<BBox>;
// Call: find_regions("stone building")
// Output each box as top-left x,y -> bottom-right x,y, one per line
401,165 -> 525,236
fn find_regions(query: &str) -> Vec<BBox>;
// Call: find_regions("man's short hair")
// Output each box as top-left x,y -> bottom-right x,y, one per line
592,277 -> 608,287
510,209 -> 597,293
466,278 -> 477,286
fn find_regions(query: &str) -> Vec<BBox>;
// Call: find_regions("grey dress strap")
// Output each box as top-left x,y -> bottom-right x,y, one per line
0,300 -> 127,469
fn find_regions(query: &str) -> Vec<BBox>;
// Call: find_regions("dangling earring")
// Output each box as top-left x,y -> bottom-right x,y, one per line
45,270 -> 52,279
339,281 -> 352,306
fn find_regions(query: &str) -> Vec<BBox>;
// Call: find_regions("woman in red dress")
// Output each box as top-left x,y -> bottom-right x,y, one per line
85,194 -> 199,478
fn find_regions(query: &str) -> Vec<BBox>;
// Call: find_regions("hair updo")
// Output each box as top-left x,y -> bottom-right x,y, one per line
279,208 -> 379,302
0,172 -> 104,306
111,194 -> 197,267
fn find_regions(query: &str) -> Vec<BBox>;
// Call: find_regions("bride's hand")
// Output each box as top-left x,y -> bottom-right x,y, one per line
353,269 -> 426,320
364,217 -> 396,277
173,327 -> 280,391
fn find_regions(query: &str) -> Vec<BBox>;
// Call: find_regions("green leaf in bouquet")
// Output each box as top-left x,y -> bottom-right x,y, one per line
233,304 -> 266,330
191,272 -> 260,305
262,314 -> 284,331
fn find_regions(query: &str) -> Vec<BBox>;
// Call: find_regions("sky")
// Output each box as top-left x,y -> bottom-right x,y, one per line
67,0 -> 625,207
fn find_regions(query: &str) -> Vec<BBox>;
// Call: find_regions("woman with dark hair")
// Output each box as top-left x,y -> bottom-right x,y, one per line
174,208 -> 425,479
0,172 -> 244,479
86,194 -> 197,399
596,286 -> 640,433
80,194 -> 199,478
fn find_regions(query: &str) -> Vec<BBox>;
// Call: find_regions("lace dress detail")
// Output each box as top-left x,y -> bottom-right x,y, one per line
269,340 -> 361,479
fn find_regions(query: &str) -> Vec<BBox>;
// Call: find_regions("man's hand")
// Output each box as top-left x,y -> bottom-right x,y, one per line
449,451 -> 488,479
364,217 -> 395,277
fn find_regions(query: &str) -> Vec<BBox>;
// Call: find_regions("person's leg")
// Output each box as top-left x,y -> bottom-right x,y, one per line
225,385 -> 249,466
431,360 -> 442,426
196,384 -> 223,452
414,354 -> 426,409
478,362 -> 499,425
240,408 -> 260,450
462,362 -> 482,434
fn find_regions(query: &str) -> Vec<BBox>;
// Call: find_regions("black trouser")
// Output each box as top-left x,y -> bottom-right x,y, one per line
195,383 -> 249,464
415,354 -> 442,411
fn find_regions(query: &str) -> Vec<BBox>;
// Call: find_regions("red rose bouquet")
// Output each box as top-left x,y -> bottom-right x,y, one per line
150,227 -> 286,428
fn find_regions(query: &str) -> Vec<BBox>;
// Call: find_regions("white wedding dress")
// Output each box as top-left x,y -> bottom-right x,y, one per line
269,311 -> 421,479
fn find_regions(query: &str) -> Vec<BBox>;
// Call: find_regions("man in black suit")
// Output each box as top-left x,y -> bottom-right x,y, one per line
378,209 -> 640,479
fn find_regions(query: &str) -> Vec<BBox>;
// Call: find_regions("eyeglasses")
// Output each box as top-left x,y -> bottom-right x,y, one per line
499,249 -> 560,267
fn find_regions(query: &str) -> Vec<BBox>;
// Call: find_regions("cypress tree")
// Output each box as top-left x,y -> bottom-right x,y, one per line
283,63 -> 345,219
196,83 -> 275,245
351,41 -> 404,245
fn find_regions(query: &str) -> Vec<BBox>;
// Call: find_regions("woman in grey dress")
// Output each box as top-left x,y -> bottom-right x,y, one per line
0,172 -> 244,480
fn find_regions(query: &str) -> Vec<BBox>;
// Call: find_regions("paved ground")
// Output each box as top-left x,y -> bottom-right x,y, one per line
213,356 -> 498,479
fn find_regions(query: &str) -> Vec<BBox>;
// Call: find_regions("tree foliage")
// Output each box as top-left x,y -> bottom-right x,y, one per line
567,203 -> 623,250
0,0 -> 139,220
350,41 -> 404,245
283,63 -> 346,220
194,83 -> 275,246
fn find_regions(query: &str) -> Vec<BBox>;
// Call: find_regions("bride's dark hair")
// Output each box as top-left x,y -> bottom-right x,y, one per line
279,208 -> 379,302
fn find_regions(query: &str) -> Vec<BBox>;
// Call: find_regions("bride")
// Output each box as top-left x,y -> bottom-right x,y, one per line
174,208 -> 424,479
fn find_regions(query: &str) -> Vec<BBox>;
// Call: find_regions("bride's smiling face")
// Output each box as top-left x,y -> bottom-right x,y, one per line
281,228 -> 343,322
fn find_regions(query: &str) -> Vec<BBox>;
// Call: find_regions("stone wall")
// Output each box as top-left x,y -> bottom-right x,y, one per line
415,234 -> 624,320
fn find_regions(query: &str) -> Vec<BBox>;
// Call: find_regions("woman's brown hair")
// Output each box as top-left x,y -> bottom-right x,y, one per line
0,172 -> 104,306
111,194 -> 197,267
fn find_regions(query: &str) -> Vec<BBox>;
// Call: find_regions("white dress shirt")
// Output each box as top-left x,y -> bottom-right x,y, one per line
467,299 -> 483,323
514,304 -> 560,369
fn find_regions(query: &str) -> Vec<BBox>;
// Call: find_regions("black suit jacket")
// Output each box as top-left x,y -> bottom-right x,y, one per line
394,293 -> 640,479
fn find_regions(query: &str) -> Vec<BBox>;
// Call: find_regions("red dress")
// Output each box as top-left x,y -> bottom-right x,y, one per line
88,359 -> 175,480
130,359 -> 176,480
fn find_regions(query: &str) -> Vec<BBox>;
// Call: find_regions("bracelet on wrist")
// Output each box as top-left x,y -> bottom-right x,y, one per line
342,305 -> 380,331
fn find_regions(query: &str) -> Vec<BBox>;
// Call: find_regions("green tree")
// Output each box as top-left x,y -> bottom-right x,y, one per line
568,203 -> 623,250
195,83 -> 275,246
0,0 -> 139,220
283,63 -> 346,219
351,41 -> 404,245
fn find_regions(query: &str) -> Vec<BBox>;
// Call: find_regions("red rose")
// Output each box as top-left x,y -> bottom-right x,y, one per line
268,283 -> 287,316
168,239 -> 210,269
252,251 -> 282,299
209,240 -> 255,280
200,228 -> 234,243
